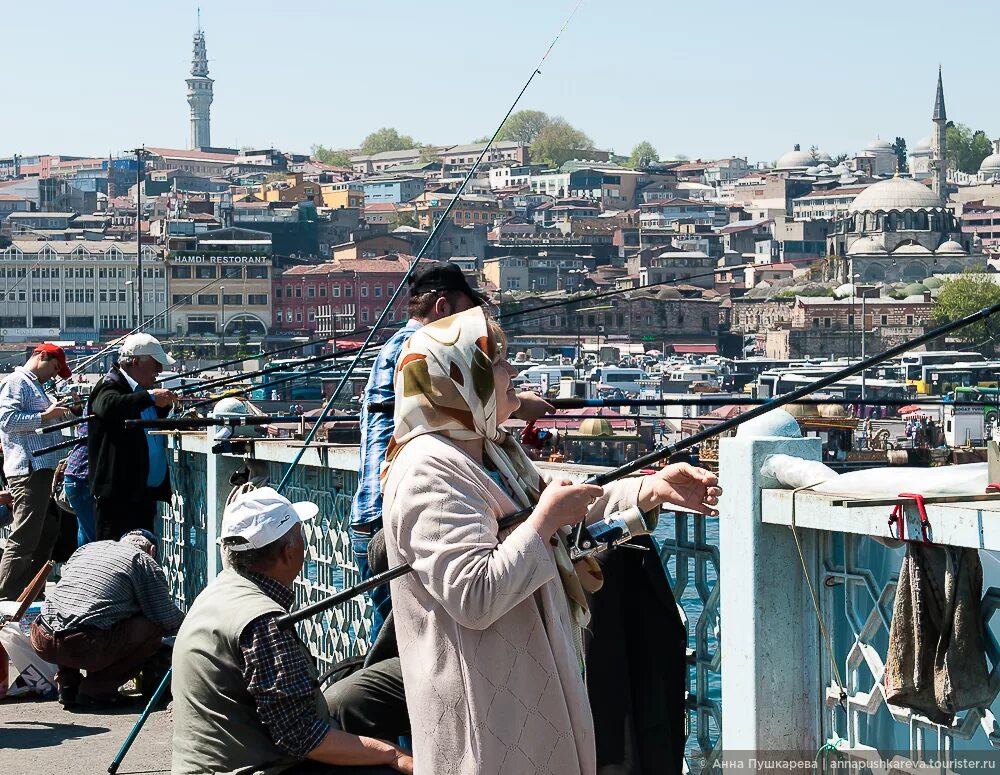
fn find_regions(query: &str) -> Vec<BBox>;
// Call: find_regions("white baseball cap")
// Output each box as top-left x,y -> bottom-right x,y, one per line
219,487 -> 318,551
119,333 -> 176,367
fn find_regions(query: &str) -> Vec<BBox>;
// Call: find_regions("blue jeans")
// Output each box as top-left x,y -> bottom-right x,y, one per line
350,525 -> 392,643
65,475 -> 96,547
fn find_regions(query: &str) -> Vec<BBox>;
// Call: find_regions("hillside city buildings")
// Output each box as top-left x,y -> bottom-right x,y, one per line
4,26 -> 1000,363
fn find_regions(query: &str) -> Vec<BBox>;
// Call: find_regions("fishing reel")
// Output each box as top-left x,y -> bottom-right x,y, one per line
567,505 -> 655,560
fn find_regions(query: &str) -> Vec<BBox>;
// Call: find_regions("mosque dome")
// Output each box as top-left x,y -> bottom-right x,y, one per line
936,239 -> 966,255
892,242 -> 933,256
923,277 -> 944,289
902,282 -> 928,296
775,148 -> 815,170
847,235 -> 886,255
814,151 -> 834,163
865,138 -> 894,152
578,418 -> 615,437
911,137 -> 932,153
848,177 -> 944,214
979,153 -> 1000,175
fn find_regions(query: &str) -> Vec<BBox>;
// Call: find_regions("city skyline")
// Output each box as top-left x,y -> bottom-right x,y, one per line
4,0 -> 1000,163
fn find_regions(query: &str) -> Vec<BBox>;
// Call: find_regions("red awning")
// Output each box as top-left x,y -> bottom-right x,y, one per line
671,344 -> 718,354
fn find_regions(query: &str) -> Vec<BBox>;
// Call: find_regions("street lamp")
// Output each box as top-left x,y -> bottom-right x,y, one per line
220,285 -> 225,356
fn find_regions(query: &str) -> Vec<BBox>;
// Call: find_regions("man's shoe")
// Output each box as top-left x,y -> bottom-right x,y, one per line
58,685 -> 79,709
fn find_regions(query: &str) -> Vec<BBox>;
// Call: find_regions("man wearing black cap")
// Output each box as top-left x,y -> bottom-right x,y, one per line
349,261 -> 551,639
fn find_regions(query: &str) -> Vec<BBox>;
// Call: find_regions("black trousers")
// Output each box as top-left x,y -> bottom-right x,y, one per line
94,491 -> 158,541
324,657 -> 409,741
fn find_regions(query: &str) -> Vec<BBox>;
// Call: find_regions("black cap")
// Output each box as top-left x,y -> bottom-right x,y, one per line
407,261 -> 488,306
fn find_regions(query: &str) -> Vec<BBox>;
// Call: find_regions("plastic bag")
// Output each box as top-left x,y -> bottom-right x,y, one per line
0,623 -> 57,699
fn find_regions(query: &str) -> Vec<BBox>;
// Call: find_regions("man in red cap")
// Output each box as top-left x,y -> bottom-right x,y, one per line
0,344 -> 74,599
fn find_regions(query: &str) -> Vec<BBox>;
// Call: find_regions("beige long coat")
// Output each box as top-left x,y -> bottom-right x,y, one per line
382,433 -> 643,775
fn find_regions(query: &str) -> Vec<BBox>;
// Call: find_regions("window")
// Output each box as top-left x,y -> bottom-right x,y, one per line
361,308 -> 370,322
196,266 -> 217,279
812,318 -> 820,328
374,284 -> 382,298
307,286 -> 316,298
172,294 -> 188,305
906,315 -> 914,325
248,295 -> 267,305
847,314 -> 855,326
276,287 -> 282,298
295,286 -> 302,298
198,294 -> 219,305
345,285 -> 353,297
361,284 -> 369,297
824,318 -> 831,328
332,286 -> 341,297
276,311 -> 283,323
308,310 -> 316,322
319,286 -> 326,297
171,266 -> 192,279
880,315 -> 888,325
223,294 -> 243,306
296,312 -> 302,322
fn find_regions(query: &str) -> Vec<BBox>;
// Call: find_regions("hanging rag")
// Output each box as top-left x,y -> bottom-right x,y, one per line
884,541 -> 993,724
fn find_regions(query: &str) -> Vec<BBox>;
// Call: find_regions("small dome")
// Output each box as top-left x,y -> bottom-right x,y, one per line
656,287 -> 682,300
911,137 -> 932,153
814,151 -> 834,163
903,282 -> 928,296
847,235 -> 886,255
923,277 -> 944,289
848,177 -> 944,214
786,403 -> 820,418
776,148 -> 815,170
578,418 -> 615,437
866,138 -> 894,152
980,154 -> 1000,174
892,242 -> 933,256
936,239 -> 966,255
817,403 -> 850,419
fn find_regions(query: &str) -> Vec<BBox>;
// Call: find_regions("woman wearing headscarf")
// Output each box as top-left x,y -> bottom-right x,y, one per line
380,308 -> 721,775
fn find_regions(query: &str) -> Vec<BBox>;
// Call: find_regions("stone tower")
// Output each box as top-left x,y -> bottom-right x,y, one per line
930,66 -> 947,199
186,18 -> 213,150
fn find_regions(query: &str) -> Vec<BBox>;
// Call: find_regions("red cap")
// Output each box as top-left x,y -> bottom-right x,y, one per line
33,343 -> 71,379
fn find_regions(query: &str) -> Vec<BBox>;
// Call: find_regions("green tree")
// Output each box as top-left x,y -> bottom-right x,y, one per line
390,210 -> 419,229
932,271 -> 1000,352
946,123 -> 994,173
236,321 -> 249,359
529,118 -> 594,167
627,141 -> 659,169
891,137 -> 908,173
360,128 -> 417,156
311,144 -> 353,167
498,110 -> 551,144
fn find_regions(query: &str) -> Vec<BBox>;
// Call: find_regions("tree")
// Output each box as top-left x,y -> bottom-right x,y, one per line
498,110 -> 551,144
311,144 -> 353,167
932,271 -> 1000,352
236,321 -> 249,359
360,128 -> 417,156
390,210 -> 419,229
627,141 -> 659,169
946,123 -> 994,174
417,144 -> 439,164
891,137 -> 908,173
529,118 -> 594,167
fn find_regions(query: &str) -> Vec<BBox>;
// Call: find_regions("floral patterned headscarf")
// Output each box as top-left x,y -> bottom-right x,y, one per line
382,307 -> 600,653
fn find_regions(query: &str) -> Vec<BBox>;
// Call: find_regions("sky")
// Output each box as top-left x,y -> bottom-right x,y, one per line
4,0 -> 1000,165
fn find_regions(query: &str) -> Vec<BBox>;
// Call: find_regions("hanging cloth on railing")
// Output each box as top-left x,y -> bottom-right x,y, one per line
884,537 -> 992,725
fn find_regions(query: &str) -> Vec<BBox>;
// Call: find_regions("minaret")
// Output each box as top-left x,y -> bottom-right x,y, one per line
186,14 -> 213,150
930,66 -> 947,199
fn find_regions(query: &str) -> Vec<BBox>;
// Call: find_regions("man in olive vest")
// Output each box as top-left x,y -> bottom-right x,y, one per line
171,487 -> 412,775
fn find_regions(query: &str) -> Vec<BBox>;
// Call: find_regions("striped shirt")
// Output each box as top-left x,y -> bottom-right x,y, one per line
0,366 -> 63,476
238,571 -> 330,758
41,539 -> 184,633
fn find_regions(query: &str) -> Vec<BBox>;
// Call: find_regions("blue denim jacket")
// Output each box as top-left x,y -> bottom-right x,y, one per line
349,319 -> 422,528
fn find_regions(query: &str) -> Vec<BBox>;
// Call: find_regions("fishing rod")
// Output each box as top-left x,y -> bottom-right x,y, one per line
124,415 -> 309,430
35,414 -> 95,435
276,298 -> 1000,629
55,267 -> 246,388
33,436 -> 86,456
172,341 -> 380,397
159,319 -> 407,385
496,254 -> 827,325
274,12 -> 579,494
368,396 -> 988,413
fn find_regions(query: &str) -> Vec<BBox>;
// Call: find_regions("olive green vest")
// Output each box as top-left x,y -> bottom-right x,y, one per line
171,569 -> 330,775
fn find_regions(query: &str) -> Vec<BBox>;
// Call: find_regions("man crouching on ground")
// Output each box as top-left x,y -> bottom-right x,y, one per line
171,487 -> 412,775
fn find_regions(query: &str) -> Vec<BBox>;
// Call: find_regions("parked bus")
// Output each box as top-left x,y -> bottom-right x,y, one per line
901,351 -> 980,393
947,386 -> 1000,426
918,362 -> 1000,395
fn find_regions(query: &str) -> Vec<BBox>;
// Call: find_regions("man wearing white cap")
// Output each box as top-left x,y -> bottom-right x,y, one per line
172,487 -> 411,775
87,334 -> 177,541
